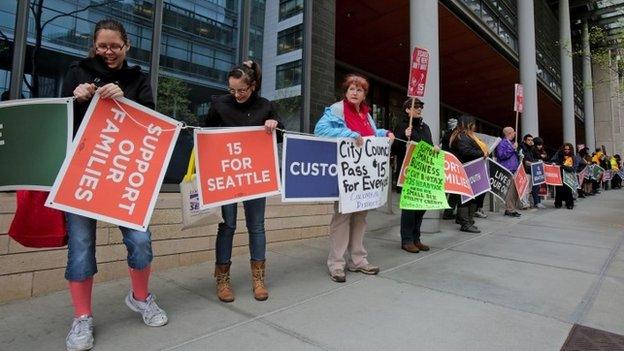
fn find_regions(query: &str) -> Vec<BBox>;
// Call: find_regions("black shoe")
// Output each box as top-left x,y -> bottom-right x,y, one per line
578,193 -> 585,198
566,205 -> 574,209
460,225 -> 481,233
554,203 -> 562,209
504,211 -> 521,217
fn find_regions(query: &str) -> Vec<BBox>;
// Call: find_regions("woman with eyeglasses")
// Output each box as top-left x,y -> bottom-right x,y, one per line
393,98 -> 434,253
551,143 -> 577,209
203,60 -> 282,303
314,73 -> 395,282
60,19 -> 167,351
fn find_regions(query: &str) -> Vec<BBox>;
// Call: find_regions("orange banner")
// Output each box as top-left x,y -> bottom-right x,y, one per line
514,165 -> 529,198
194,127 -> 280,208
544,164 -> 563,186
443,152 -> 473,197
47,95 -> 182,231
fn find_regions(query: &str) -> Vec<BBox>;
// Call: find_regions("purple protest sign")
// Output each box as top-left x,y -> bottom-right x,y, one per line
461,158 -> 491,203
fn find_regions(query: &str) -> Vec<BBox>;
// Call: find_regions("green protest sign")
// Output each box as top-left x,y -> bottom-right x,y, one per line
592,165 -> 604,180
400,141 -> 449,210
0,98 -> 72,191
562,170 -> 578,191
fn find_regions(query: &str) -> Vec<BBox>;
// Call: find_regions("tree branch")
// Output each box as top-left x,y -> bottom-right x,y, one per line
42,0 -> 122,30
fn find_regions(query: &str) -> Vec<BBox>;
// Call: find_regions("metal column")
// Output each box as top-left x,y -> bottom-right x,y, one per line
149,0 -> 164,105
9,0 -> 30,100
582,19 -> 596,150
560,0 -> 576,145
518,0 -> 540,138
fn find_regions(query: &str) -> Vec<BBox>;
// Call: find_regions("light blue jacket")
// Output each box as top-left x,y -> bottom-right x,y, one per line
314,101 -> 388,138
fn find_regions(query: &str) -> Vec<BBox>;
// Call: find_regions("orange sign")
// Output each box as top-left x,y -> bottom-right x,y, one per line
514,165 -> 529,198
194,127 -> 280,208
397,142 -> 416,187
443,152 -> 473,197
544,164 -> 563,186
47,95 -> 182,231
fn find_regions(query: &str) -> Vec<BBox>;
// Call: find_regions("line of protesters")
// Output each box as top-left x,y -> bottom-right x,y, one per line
27,18 -> 623,351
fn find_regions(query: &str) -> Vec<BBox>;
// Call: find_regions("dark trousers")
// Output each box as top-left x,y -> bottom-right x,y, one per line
475,193 -> 485,209
456,200 -> 476,228
443,194 -> 460,217
531,184 -> 541,205
400,210 -> 426,244
554,185 -> 573,208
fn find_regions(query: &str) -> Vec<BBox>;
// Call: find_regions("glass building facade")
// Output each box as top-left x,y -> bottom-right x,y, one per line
0,0 -> 268,184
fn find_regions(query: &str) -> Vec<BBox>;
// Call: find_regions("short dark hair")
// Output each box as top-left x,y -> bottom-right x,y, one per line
523,134 -> 533,141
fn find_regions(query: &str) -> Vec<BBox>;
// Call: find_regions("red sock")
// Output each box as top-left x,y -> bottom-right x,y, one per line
128,265 -> 151,301
69,278 -> 94,317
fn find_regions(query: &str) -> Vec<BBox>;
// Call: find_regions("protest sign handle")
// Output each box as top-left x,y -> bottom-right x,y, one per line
514,111 -> 519,144
407,97 -> 415,141
183,148 -> 196,182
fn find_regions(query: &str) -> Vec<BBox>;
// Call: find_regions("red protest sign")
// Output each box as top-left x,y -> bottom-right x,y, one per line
514,84 -> 524,113
47,95 -> 182,231
397,142 -> 416,187
194,126 -> 280,208
514,165 -> 529,198
544,164 -> 563,186
407,47 -> 429,98
443,152 -> 473,197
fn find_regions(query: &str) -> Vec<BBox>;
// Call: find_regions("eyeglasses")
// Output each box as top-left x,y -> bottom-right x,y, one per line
95,43 -> 125,53
229,86 -> 251,95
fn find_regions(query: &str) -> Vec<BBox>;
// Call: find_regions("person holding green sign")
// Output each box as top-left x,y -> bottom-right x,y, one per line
61,19 -> 167,351
394,98 -> 434,253
449,115 -> 488,233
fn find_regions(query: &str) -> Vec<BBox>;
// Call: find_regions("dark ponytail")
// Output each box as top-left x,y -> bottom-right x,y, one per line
228,60 -> 262,93
88,19 -> 129,58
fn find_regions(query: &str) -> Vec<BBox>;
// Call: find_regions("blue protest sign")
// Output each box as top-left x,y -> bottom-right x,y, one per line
530,161 -> 546,185
282,134 -> 339,202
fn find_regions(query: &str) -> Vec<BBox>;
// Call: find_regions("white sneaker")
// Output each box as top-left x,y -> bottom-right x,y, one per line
474,209 -> 488,218
66,315 -> 94,351
125,292 -> 168,327
535,203 -> 546,209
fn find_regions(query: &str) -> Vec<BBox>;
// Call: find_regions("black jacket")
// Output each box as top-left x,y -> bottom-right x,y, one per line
61,56 -> 154,136
203,94 -> 284,141
450,134 -> 485,163
392,117 -> 432,157
551,151 -> 576,173
204,94 -> 280,127
519,142 -> 536,173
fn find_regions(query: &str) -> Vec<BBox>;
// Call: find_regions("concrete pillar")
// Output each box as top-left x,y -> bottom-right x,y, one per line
609,57 -> 621,155
409,0 -> 440,145
582,20 -> 596,151
593,53 -> 614,153
410,0 -> 440,233
559,0 -> 576,146
518,0 -> 539,138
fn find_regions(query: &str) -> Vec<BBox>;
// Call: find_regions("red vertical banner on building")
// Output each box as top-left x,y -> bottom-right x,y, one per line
47,95 -> 182,231
407,47 -> 430,98
514,83 -> 524,113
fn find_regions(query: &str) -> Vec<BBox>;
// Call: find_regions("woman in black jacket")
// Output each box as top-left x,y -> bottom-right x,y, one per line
61,19 -> 167,351
395,98 -> 433,253
551,143 -> 577,209
203,60 -> 282,303
449,115 -> 488,233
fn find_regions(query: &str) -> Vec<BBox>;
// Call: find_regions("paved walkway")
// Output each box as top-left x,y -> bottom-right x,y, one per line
1,190 -> 624,350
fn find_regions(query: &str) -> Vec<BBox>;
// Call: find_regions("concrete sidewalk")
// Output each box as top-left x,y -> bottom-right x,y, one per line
1,190 -> 624,350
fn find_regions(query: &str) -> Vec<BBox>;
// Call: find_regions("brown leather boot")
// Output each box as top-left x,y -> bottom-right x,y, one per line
414,241 -> 430,251
214,263 -> 234,303
250,260 -> 269,301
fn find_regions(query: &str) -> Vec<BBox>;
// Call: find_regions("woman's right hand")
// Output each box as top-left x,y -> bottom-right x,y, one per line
355,135 -> 364,147
73,83 -> 96,102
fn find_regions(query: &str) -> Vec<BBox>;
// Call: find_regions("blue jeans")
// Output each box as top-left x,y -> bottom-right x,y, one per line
65,213 -> 153,281
216,197 -> 266,264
